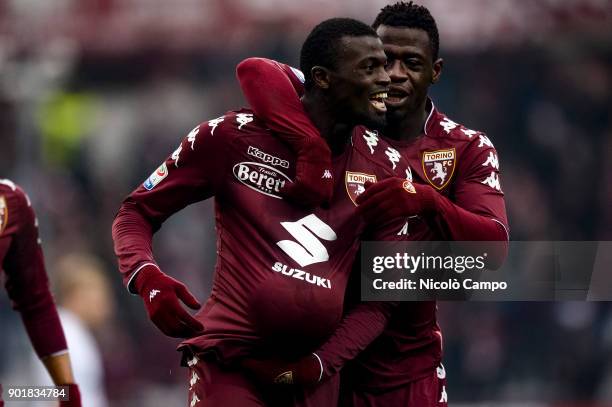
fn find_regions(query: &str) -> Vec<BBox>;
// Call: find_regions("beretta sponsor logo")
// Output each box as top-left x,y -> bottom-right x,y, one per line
345,171 -> 377,205
233,162 -> 292,199
247,146 -> 290,169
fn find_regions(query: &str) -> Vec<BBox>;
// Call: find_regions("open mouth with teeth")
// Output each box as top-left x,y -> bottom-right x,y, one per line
386,89 -> 409,104
369,91 -> 388,112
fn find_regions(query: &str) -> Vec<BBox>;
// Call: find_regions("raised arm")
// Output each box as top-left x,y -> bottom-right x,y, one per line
236,58 -> 332,207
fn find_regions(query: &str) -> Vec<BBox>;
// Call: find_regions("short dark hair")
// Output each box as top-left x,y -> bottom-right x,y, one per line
372,1 -> 440,61
300,17 -> 378,90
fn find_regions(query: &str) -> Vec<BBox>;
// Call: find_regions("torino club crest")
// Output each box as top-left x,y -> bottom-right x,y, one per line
0,196 -> 7,235
422,148 -> 456,190
345,171 -> 377,206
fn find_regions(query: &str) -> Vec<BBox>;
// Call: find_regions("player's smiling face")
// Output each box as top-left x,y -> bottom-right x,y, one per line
376,25 -> 442,121
327,35 -> 390,130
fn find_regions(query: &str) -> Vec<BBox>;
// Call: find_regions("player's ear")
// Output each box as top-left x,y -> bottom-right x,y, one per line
311,66 -> 331,89
431,58 -> 443,84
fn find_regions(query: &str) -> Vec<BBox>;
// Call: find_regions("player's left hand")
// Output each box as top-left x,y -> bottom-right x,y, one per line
356,177 -> 438,224
59,384 -> 81,407
241,353 -> 323,386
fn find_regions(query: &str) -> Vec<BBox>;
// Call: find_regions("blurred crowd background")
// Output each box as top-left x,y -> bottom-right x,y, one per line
0,0 -> 611,405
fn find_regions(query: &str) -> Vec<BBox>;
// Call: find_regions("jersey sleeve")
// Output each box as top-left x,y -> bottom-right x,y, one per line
454,135 -> 508,233
112,118 -> 230,292
431,135 -> 509,268
236,58 -> 322,144
315,301 -> 398,379
2,187 -> 68,358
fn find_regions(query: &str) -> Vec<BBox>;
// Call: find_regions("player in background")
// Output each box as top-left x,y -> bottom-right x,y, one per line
112,18 -> 413,406
0,179 -> 81,407
234,2 -> 509,406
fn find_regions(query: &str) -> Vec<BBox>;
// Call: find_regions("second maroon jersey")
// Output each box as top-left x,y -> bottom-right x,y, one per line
113,109 -> 409,361
0,179 -> 67,358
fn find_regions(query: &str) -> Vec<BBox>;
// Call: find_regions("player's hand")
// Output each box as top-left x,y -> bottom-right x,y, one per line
356,178 -> 438,224
59,383 -> 81,407
241,353 -> 323,386
134,265 -> 204,338
280,136 -> 333,208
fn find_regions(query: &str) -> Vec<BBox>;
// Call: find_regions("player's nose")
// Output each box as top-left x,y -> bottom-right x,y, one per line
387,60 -> 408,83
374,66 -> 391,87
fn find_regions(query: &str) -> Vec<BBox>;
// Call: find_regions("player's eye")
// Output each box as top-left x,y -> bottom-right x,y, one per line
405,59 -> 423,70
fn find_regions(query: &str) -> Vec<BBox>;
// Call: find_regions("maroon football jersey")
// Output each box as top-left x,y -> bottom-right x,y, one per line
112,110 -> 409,361
0,179 -> 67,358
235,59 -> 509,389
351,103 -> 509,389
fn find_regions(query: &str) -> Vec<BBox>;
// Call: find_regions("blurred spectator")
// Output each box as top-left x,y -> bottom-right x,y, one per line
28,253 -> 112,407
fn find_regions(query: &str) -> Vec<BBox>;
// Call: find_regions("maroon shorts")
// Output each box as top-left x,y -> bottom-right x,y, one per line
341,364 -> 448,407
185,354 -> 339,407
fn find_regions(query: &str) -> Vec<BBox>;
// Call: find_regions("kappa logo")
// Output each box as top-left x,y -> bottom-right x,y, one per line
422,148 -> 456,190
189,370 -> 199,389
345,172 -> 376,205
322,170 -> 332,179
247,146 -> 290,168
482,171 -> 502,191
363,130 -> 379,154
143,163 -> 169,190
208,117 -> 224,135
233,162 -> 291,199
0,196 -> 7,235
482,151 -> 499,170
236,113 -> 254,130
385,147 -> 401,170
149,289 -> 160,301
405,167 -> 413,182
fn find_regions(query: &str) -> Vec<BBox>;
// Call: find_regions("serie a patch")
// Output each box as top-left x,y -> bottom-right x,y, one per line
143,163 -> 169,190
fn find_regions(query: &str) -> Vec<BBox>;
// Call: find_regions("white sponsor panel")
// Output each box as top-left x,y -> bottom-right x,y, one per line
233,162 -> 291,199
